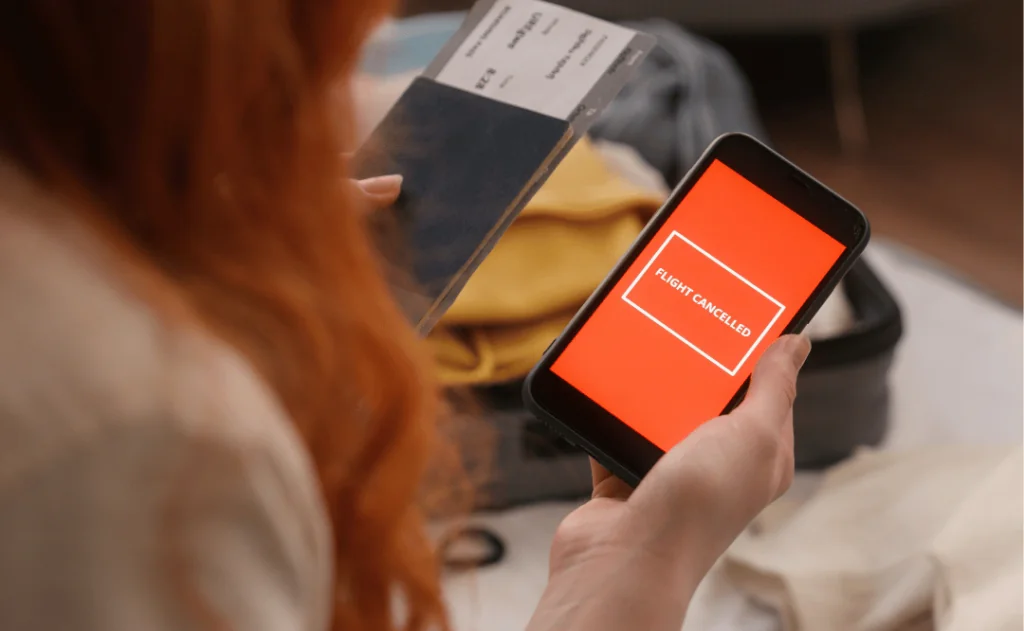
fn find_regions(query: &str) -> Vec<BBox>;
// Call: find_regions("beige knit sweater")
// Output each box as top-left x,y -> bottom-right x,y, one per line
0,163 -> 333,630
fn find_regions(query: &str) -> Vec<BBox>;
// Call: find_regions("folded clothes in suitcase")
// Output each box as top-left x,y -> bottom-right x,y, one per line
465,259 -> 903,509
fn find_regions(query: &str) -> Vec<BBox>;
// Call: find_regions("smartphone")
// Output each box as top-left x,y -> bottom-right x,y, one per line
523,133 -> 870,486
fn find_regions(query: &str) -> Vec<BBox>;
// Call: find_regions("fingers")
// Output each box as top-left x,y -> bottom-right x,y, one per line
357,174 -> 403,208
342,151 -> 402,209
732,334 -> 811,425
611,336 -> 809,564
590,458 -> 611,487
590,459 -> 633,500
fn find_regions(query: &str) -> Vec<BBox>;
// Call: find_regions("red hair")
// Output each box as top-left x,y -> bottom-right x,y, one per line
0,2 -> 450,629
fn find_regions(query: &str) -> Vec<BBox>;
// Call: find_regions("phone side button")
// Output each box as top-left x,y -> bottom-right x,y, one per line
557,426 -> 581,449
542,421 -> 576,448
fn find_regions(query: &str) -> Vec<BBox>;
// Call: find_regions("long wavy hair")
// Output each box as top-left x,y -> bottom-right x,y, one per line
0,2 -> 450,629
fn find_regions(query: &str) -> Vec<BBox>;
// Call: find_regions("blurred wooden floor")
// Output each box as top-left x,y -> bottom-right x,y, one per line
731,0 -> 1022,307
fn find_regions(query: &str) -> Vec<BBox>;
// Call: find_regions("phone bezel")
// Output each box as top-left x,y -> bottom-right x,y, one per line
522,133 -> 871,487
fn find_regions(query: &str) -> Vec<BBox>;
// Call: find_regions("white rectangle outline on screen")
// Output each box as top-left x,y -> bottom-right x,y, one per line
621,231 -> 786,376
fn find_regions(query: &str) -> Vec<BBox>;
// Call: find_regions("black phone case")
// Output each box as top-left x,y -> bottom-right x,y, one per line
353,77 -> 575,334
522,133 -> 871,487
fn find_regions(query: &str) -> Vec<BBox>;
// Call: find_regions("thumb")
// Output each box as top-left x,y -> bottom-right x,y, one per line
357,174 -> 403,208
733,335 -> 811,423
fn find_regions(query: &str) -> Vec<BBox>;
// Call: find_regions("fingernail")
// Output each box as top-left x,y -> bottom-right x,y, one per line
359,174 -> 402,194
789,335 -> 812,369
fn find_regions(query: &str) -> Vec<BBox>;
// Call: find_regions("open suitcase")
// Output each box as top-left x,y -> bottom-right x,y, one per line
465,258 -> 903,509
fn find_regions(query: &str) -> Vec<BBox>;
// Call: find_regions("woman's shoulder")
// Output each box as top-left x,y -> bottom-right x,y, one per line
0,161 -> 327,521
0,165 -> 299,477
0,165 -> 333,629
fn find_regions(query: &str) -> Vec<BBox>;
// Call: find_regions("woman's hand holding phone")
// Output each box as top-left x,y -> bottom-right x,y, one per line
527,334 -> 811,631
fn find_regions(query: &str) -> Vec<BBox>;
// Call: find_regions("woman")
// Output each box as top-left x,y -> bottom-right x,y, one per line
0,2 -> 809,630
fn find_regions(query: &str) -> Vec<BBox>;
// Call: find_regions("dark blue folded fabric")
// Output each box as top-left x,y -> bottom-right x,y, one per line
354,77 -> 571,332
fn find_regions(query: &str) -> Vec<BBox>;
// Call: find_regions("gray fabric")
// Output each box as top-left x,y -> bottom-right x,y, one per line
590,20 -> 768,184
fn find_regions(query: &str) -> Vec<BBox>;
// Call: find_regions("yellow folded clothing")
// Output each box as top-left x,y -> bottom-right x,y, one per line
430,310 -> 575,386
427,137 -> 664,386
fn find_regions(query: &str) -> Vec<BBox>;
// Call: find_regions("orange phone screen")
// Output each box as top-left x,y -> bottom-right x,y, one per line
551,160 -> 847,451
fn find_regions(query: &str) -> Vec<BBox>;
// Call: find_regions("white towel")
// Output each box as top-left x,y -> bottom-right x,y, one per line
725,445 -> 1023,631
